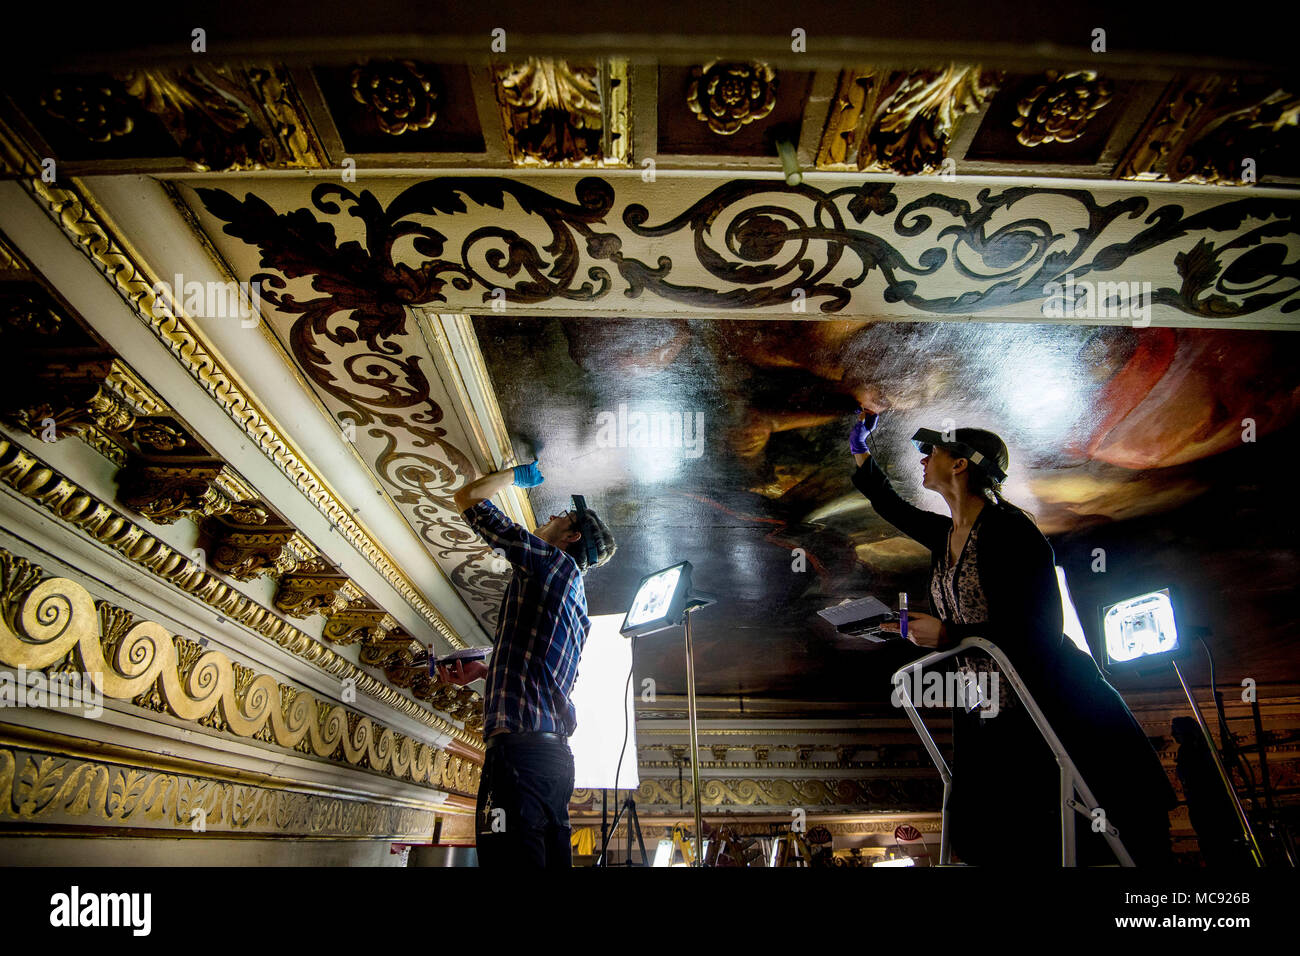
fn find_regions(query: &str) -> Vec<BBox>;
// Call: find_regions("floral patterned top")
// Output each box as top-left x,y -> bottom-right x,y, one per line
929,511 -> 1012,714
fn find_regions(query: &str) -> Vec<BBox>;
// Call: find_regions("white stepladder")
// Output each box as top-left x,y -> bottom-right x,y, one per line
891,636 -> 1134,866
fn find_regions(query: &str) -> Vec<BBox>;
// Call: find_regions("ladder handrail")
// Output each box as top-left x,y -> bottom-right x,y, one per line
890,636 -> 1135,866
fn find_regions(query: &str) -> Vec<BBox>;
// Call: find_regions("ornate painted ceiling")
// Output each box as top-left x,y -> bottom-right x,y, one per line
3,35 -> 1298,712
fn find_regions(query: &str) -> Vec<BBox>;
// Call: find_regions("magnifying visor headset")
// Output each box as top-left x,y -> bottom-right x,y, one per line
570,494 -> 601,569
911,428 -> 1007,483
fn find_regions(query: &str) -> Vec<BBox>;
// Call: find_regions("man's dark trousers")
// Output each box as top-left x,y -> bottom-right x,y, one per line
476,733 -> 575,867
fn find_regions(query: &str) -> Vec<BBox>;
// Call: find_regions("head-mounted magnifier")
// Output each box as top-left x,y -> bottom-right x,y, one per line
570,494 -> 600,568
912,428 -> 1007,483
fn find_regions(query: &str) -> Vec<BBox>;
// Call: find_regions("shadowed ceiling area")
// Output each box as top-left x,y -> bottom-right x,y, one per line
476,316 -> 1300,700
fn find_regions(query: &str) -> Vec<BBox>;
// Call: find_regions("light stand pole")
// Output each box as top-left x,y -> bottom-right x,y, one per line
1171,658 -> 1265,866
683,604 -> 704,865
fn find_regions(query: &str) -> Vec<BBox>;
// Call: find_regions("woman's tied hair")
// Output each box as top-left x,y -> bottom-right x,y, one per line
953,428 -> 1011,503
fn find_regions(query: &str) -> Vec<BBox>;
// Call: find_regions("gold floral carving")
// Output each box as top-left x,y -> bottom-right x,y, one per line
117,462 -> 270,526
0,439 -> 481,747
243,65 -> 328,168
1118,75 -> 1300,185
351,60 -> 440,136
322,607 -> 399,646
274,573 -> 363,619
0,553 -> 482,792
494,58 -> 607,165
208,526 -> 315,582
0,139 -> 465,649
687,61 -> 778,135
818,65 -> 998,174
0,744 -> 440,838
1013,71 -> 1113,147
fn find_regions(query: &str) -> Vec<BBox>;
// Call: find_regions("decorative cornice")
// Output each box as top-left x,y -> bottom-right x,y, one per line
0,551 -> 483,791
0,742 -> 440,839
0,436 -> 482,751
0,133 -> 467,648
207,525 -> 316,582
572,776 -> 944,810
118,461 -> 271,526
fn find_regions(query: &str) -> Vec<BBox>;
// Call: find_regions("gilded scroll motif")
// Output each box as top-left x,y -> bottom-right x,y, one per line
0,552 -> 482,793
0,438 -> 480,744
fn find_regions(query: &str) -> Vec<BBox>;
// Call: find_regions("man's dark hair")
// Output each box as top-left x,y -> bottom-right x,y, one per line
565,508 -> 616,574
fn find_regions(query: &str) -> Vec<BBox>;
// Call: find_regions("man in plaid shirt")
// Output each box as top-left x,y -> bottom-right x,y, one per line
445,459 -> 615,868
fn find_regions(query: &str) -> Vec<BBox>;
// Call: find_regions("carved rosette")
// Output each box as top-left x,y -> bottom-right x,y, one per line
688,60 -> 777,135
686,60 -> 774,135
494,58 -> 605,164
37,80 -> 137,143
274,573 -> 363,619
1013,70 -> 1113,147
209,526 -> 315,582
118,462 -> 270,526
818,65 -> 999,174
351,60 -> 440,135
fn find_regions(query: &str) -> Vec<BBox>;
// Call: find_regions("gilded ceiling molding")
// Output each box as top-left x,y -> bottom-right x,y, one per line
35,66 -> 327,172
117,461 -> 270,526
0,743 -> 440,839
0,437 -> 483,749
0,551 -> 482,792
274,571 -> 363,619
322,606 -> 399,646
351,60 -> 441,136
569,812 -> 943,837
0,138 -> 467,649
196,176 -> 1300,320
3,366 -> 165,469
687,60 -> 778,135
817,65 -> 998,174
571,776 -> 944,810
1013,70 -> 1113,147
207,525 -> 316,582
493,58 -> 629,166
1118,75 -> 1300,185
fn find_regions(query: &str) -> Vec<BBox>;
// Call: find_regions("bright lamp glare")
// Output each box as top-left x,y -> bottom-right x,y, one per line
626,566 -> 682,628
569,614 -> 639,789
653,839 -> 674,868
874,856 -> 916,867
1103,589 -> 1178,664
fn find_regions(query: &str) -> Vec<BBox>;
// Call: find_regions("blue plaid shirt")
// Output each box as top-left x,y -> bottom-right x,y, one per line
462,500 -> 590,736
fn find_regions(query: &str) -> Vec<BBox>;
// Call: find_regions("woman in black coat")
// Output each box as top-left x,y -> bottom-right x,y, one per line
849,409 -> 1176,865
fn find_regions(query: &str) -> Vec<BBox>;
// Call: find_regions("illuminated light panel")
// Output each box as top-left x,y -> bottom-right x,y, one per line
1102,588 -> 1179,664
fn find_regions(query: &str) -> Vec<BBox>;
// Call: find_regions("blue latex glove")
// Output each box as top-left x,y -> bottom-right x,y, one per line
849,408 -> 879,454
512,460 -> 545,488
